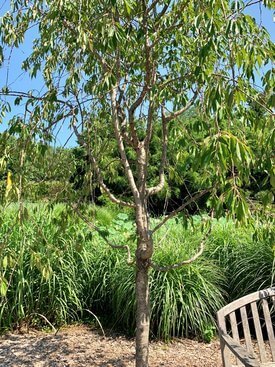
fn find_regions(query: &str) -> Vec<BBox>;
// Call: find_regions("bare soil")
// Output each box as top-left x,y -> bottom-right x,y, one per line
0,325 -> 223,367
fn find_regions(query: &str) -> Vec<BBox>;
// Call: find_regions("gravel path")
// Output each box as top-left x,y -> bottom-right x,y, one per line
0,325 -> 223,367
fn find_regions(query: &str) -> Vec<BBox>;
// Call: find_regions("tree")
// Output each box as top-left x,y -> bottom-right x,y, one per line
0,1 -> 274,366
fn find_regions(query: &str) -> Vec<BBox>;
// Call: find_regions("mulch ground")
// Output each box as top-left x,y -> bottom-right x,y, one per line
0,325 -> 223,367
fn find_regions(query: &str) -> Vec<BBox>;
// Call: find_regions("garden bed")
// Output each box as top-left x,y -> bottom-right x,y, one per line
0,325 -> 223,367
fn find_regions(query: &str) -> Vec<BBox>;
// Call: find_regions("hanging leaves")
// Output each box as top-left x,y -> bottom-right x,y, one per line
0,0 -> 273,224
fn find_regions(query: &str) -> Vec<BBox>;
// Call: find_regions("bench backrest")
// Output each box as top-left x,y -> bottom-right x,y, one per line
217,288 -> 275,367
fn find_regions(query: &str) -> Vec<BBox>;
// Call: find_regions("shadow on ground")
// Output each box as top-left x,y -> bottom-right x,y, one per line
0,329 -> 135,367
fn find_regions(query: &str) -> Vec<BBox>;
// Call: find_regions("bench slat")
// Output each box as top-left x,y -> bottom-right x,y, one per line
251,301 -> 267,363
221,333 -> 260,367
219,291 -> 270,317
217,288 -> 275,367
217,310 -> 232,367
230,311 -> 242,366
240,305 -> 254,356
262,299 -> 275,361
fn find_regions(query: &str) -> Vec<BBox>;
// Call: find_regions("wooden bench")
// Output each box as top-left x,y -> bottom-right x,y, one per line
217,288 -> 275,367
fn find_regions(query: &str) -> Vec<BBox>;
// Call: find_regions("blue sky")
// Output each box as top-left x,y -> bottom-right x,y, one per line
0,1 -> 274,147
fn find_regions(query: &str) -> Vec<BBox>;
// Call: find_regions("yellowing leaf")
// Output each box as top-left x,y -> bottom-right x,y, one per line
5,171 -> 12,197
6,171 -> 12,189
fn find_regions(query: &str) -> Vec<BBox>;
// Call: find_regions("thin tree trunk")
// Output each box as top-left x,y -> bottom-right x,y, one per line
135,200 -> 152,367
135,255 -> 150,367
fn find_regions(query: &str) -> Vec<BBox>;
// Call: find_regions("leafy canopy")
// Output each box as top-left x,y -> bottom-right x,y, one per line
0,0 -> 274,222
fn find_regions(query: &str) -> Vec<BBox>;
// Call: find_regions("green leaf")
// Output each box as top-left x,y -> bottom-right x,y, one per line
14,96 -> 22,105
0,277 -> 8,297
2,256 -> 8,269
235,142 -> 241,161
262,191 -> 274,206
116,213 -> 129,221
0,45 -> 3,65
124,0 -> 133,16
1,86 -> 9,94
236,200 -> 245,222
267,94 -> 275,108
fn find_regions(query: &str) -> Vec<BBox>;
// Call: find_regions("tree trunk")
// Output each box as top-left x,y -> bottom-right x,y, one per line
134,141 -> 152,367
135,254 -> 150,367
135,199 -> 152,367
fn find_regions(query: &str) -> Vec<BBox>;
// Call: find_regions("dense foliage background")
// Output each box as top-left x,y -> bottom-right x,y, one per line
1,104 -> 273,213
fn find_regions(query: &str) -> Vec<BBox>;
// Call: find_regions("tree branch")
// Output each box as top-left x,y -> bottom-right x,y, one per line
117,103 -> 135,147
152,189 -> 211,234
111,88 -> 140,201
146,105 -> 168,196
0,90 -> 72,107
72,119 -> 135,208
164,92 -> 198,122
146,0 -> 160,15
155,3 -> 170,20
72,204 -> 134,265
149,227 -> 211,272
128,0 -> 157,147
213,73 -> 274,116
228,0 -> 263,19
143,100 -> 154,152
128,86 -> 147,148
43,108 -> 75,133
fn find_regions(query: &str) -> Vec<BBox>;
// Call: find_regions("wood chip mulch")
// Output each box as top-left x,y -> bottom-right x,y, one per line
0,325 -> 223,367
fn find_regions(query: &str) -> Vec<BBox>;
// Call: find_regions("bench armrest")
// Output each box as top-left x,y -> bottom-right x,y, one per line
220,333 -> 260,367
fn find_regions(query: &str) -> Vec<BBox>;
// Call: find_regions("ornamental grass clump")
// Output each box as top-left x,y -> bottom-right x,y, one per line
0,204 -> 95,330
0,204 -> 273,341
150,219 -> 226,340
204,218 -> 275,301
101,218 -> 226,340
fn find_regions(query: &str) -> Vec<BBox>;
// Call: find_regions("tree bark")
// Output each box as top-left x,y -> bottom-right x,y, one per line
135,254 -> 150,367
135,201 -> 152,367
